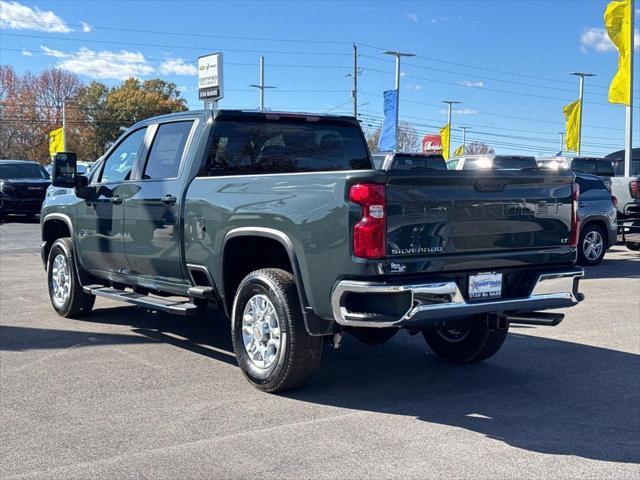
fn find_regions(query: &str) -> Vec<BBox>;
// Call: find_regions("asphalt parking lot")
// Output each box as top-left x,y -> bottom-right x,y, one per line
1,217 -> 639,479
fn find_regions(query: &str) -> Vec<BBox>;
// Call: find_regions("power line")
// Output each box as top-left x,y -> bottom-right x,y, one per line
2,32 -> 352,56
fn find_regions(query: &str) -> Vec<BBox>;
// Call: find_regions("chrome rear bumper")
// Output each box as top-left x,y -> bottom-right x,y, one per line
331,268 -> 584,328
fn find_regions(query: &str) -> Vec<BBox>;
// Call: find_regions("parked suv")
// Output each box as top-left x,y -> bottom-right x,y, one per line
447,155 -> 538,170
573,173 -> 617,266
0,160 -> 50,220
42,110 -> 584,392
538,156 -> 614,191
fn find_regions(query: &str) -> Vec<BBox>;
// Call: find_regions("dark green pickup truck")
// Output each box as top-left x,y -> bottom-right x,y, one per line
42,110 -> 584,392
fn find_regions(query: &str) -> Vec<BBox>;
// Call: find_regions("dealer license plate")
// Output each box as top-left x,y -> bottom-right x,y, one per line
468,273 -> 502,300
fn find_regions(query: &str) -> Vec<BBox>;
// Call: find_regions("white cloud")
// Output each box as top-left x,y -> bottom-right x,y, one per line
41,46 -> 154,80
159,58 -> 197,76
580,27 -> 640,53
0,1 -> 70,33
406,84 -> 423,91
407,12 -> 418,23
40,46 -> 66,58
440,108 -> 478,116
431,15 -> 449,24
461,80 -> 485,88
80,21 -> 92,33
21,49 -> 32,56
176,85 -> 188,93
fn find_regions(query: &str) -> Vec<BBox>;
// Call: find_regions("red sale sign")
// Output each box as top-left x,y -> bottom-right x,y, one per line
422,134 -> 442,154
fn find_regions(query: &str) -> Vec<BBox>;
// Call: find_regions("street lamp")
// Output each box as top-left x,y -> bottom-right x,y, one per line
442,100 -> 461,159
569,72 -> 595,156
382,50 -> 415,151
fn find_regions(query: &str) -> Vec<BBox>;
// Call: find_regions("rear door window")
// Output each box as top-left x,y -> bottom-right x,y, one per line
143,121 -> 193,179
201,118 -> 371,175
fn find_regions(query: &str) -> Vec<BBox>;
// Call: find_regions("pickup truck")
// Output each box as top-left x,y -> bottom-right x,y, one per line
42,109 -> 584,393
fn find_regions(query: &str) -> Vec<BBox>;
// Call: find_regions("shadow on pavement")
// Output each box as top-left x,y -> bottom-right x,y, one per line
3,305 -> 638,464
288,332 -> 640,465
0,214 -> 40,224
583,254 -> 640,280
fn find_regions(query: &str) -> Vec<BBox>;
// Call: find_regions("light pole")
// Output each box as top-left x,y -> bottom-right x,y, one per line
558,131 -> 565,155
624,0 -> 635,177
570,72 -> 595,156
460,126 -> 470,154
249,56 -> 276,111
382,50 -> 415,151
442,100 -> 461,159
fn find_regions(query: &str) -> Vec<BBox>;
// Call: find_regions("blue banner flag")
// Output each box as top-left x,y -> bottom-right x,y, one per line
378,89 -> 397,151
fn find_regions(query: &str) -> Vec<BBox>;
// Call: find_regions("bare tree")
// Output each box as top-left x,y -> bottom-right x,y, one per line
465,141 -> 495,155
365,121 -> 419,153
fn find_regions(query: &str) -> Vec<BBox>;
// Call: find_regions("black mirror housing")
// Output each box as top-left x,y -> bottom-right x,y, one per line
52,152 -> 77,188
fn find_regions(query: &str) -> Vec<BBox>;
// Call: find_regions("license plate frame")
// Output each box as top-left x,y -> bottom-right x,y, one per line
468,272 -> 503,300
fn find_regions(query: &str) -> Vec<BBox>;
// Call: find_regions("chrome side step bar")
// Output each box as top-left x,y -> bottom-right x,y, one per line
83,286 -> 199,315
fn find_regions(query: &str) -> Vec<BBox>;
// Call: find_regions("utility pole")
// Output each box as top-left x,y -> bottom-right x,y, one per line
624,0 -> 635,177
460,126 -> 470,153
352,44 -> 358,118
249,56 -> 275,111
442,100 -> 461,159
570,71 -> 595,156
62,100 -> 67,151
558,131 -> 565,155
382,50 -> 415,151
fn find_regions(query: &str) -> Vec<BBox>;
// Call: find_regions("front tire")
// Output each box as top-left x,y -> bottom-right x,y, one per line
578,223 -> 606,266
423,322 -> 508,363
231,268 -> 322,393
47,238 -> 95,318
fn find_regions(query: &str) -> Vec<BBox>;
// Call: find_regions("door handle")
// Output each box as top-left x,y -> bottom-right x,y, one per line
110,195 -> 123,205
161,194 -> 177,206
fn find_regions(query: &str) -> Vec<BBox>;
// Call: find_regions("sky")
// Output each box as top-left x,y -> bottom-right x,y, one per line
1,0 -> 639,156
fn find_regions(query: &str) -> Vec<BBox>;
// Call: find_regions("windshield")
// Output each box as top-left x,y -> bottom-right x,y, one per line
0,163 -> 49,179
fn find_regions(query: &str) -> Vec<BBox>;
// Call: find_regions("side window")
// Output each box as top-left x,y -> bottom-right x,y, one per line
143,121 -> 193,180
100,128 -> 147,184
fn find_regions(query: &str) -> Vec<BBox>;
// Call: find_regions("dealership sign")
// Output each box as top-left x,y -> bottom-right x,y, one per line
422,134 -> 442,154
198,52 -> 223,101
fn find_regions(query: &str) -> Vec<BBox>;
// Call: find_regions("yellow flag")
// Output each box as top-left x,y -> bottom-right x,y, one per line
440,124 -> 450,160
49,128 -> 65,159
604,0 -> 632,105
453,145 -> 464,157
563,99 -> 581,152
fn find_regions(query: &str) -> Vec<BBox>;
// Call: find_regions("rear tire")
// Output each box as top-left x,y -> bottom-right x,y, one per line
578,223 -> 606,266
47,238 -> 95,318
423,321 -> 508,363
231,268 -> 322,393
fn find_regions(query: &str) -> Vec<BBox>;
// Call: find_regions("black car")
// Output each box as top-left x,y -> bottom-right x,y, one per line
0,160 -> 51,219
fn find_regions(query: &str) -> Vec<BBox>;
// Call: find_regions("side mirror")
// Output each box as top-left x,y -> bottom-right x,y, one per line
74,174 -> 94,200
52,152 -> 77,188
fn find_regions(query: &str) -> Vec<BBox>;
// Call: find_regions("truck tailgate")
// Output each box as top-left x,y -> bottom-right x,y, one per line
386,170 -> 574,258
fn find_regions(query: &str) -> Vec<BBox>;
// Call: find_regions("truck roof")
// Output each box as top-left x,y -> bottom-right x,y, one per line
131,109 -> 359,129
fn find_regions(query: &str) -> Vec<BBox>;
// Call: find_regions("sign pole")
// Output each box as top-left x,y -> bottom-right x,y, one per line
198,52 -> 224,110
62,100 -> 66,151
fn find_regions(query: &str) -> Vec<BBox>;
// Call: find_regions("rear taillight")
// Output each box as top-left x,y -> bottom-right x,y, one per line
612,195 -> 618,208
570,182 -> 580,248
349,183 -> 386,259
630,181 -> 639,199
